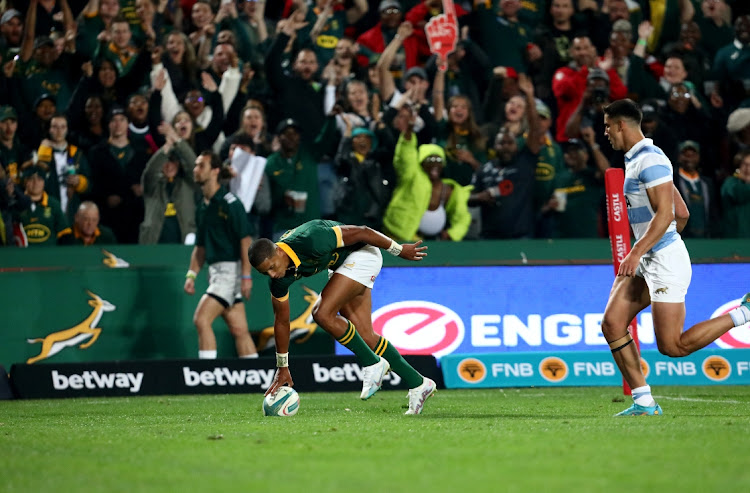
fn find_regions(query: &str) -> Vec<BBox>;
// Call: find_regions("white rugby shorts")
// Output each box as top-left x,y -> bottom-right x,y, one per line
206,261 -> 242,307
328,245 -> 382,289
636,238 -> 692,303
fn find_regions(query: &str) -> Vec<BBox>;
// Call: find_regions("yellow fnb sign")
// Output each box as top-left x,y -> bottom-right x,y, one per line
26,291 -> 116,364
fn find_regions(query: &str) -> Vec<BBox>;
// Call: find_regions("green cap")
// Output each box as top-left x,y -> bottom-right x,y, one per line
0,106 -> 18,122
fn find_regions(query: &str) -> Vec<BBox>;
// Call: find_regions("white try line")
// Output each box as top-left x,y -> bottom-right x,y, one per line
654,395 -> 746,404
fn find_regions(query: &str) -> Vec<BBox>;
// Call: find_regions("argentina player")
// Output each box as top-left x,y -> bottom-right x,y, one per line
601,99 -> 750,416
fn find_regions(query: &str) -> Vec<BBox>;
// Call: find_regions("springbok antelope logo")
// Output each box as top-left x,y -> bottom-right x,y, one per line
26,291 -> 116,364
257,286 -> 320,351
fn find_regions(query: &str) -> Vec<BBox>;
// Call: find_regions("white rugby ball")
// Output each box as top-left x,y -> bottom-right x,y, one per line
262,386 -> 300,417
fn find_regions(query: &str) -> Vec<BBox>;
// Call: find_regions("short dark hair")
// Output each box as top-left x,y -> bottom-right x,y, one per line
232,133 -> 256,152
248,238 -> 277,269
603,98 -> 642,125
199,150 -> 222,169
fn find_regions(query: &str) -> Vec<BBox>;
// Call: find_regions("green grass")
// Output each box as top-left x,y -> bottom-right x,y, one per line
2,386 -> 750,493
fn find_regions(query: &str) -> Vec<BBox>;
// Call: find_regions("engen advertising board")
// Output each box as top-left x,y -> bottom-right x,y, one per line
335,263 -> 750,357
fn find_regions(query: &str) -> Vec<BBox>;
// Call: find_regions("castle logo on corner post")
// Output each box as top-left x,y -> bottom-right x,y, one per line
25,291 -> 116,364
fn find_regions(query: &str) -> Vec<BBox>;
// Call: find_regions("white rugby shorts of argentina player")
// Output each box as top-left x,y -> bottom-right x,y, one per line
328,245 -> 383,289
624,138 -> 691,303
206,260 -> 242,307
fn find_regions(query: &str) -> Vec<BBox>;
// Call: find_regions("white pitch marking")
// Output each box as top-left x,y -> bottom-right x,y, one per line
655,396 -> 745,404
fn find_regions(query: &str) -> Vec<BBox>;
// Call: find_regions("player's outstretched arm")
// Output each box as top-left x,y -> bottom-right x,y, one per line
266,296 -> 294,396
338,225 -> 428,261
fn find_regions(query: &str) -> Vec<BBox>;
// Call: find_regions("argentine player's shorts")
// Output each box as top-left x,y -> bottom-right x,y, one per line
328,245 -> 383,289
206,261 -> 242,307
636,238 -> 692,303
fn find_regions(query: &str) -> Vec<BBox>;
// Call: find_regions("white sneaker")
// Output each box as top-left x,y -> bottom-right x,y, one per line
360,356 -> 390,400
405,377 -> 436,415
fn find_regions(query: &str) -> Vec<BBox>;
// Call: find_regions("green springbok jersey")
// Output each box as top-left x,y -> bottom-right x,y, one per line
270,219 -> 365,300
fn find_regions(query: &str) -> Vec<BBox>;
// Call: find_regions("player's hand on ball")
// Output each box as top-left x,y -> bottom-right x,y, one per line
266,367 -> 294,396
401,240 -> 428,261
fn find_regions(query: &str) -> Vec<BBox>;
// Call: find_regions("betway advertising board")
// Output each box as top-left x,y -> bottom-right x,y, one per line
335,264 -> 750,357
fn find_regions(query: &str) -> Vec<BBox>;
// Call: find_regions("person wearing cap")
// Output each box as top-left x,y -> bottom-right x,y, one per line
333,115 -> 395,230
17,93 -> 58,153
17,163 -> 67,246
87,106 -> 148,244
265,118 -> 329,237
640,99 -> 679,164
549,129 -> 609,238
57,201 -> 117,246
674,140 -> 718,238
0,105 -> 32,185
265,15 -> 326,145
468,74 -> 543,239
0,8 -> 23,60
139,121 -> 198,244
356,0 -> 425,75
36,113 -> 91,224
721,149 -> 750,238
16,0 -> 76,114
552,35 -> 627,143
600,98 -> 750,417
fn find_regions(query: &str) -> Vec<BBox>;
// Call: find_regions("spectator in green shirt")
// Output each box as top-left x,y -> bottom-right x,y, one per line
19,164 -> 68,246
721,150 -> 750,238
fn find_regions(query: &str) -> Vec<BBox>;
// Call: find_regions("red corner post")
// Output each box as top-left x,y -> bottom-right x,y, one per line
604,168 -> 640,395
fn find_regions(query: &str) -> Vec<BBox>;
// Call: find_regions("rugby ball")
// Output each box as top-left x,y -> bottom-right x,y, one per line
262,386 -> 300,417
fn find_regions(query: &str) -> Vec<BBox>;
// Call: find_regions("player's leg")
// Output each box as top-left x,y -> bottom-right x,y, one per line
221,301 -> 258,358
601,275 -> 660,415
341,290 -> 436,414
193,294 -> 224,359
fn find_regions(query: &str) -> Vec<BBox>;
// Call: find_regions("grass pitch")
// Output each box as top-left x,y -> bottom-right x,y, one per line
2,386 -> 749,493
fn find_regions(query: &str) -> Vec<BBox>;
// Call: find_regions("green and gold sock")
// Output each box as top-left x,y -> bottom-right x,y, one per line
337,320 -> 379,367
374,336 -> 424,388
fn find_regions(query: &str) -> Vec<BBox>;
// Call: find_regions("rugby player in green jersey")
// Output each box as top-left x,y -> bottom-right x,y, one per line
249,219 -> 437,414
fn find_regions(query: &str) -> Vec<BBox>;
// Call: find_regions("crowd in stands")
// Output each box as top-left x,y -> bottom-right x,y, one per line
0,0 -> 749,247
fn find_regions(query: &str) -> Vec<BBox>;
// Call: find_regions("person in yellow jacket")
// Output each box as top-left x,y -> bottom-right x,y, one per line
383,110 -> 472,242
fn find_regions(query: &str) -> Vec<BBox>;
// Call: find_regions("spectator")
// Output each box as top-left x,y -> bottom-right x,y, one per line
134,0 -> 167,46
320,37 -> 367,94
0,9 -> 23,61
474,0 -> 539,74
333,116 -> 395,230
720,150 -> 750,238
68,94 -> 108,153
481,66 -> 521,137
356,0 -> 424,78
265,18 -> 325,144
659,82 -> 710,150
36,114 -> 91,224
382,106 -> 472,242
711,15 -> 750,110
588,0 -> 642,55
77,0 -> 122,59
18,93 -> 58,152
236,0 -> 272,67
155,31 -> 199,99
640,100 -> 679,163
139,122 -> 197,244
188,0 -> 216,69
529,0 -> 579,101
0,106 -> 32,185
0,165 -> 31,246
126,92 -> 161,156
549,129 -> 609,238
432,69 -> 488,187
661,21 -> 712,94
469,75 -> 542,239
94,15 -> 142,77
675,140 -> 719,238
552,35 -> 627,143
222,103 -> 274,161
57,200 -> 118,245
695,0 -> 734,62
302,0 -> 368,69
88,106 -> 147,244
227,133 -> 270,238
726,107 -> 750,172
18,164 -> 68,246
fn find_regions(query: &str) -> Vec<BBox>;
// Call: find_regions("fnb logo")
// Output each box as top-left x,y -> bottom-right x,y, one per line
457,358 -> 486,384
539,357 -> 568,382
372,301 -> 465,358
702,355 -> 731,381
711,299 -> 750,349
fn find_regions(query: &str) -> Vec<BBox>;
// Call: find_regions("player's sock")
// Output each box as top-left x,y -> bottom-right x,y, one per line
337,320 -> 379,367
631,385 -> 656,407
374,336 -> 424,388
728,306 -> 750,327
199,350 -> 217,359
240,353 -> 259,359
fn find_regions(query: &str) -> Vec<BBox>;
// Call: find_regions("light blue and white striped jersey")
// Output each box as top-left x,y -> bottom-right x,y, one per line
623,138 -> 679,254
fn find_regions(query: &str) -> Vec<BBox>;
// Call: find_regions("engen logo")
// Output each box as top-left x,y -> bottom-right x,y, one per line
702,355 -> 731,381
539,357 -> 568,382
457,358 -> 486,384
710,299 -> 750,349
371,301 -> 465,357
